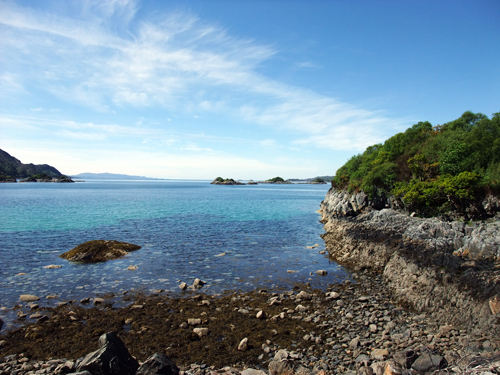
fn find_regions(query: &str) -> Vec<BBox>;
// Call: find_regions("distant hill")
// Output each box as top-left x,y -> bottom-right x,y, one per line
287,176 -> 334,182
0,149 -> 63,178
72,172 -> 166,180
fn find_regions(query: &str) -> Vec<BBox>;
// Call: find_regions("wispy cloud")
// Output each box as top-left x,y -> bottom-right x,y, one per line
0,0 -> 407,153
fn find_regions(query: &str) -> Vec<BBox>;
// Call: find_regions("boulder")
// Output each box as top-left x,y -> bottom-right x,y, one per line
77,332 -> 139,375
59,240 -> 141,263
20,294 -> 40,302
136,353 -> 179,375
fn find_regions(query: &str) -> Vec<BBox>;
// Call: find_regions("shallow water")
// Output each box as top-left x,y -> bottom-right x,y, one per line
0,180 -> 349,329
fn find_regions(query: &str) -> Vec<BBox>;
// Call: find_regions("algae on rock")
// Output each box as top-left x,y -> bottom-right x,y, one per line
59,240 -> 141,263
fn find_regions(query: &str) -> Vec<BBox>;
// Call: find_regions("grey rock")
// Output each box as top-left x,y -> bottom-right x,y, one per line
136,353 -> 179,375
77,332 -> 139,375
411,353 -> 446,372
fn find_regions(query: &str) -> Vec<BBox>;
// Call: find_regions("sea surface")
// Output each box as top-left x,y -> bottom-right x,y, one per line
0,180 -> 349,329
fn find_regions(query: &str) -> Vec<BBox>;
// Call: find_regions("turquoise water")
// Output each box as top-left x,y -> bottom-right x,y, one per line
0,180 -> 348,329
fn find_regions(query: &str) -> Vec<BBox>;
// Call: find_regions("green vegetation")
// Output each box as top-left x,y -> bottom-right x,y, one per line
332,111 -> 500,215
268,176 -> 285,183
312,178 -> 325,183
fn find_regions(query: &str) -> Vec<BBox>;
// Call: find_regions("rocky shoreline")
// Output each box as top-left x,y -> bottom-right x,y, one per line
1,267 -> 499,374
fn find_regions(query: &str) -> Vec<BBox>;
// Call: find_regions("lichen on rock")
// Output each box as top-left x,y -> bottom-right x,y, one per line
59,240 -> 141,263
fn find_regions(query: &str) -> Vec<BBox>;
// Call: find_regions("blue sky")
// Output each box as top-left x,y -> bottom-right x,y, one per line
1,0 -> 499,180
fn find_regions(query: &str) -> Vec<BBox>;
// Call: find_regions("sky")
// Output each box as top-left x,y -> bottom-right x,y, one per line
1,0 -> 499,180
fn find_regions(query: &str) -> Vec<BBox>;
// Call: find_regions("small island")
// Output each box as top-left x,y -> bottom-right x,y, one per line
59,240 -> 142,263
210,177 -> 246,185
259,176 -> 292,184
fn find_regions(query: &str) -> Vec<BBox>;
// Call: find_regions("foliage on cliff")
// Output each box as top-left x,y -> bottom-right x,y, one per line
0,148 -> 63,178
332,111 -> 500,214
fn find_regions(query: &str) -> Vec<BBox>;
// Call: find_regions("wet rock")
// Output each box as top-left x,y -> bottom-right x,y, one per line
136,353 -> 179,375
0,318 -> 3,331
77,332 -> 139,375
59,240 -> 141,263
20,294 -> 39,302
238,338 -> 248,351
44,264 -> 62,269
178,282 -> 187,290
127,265 -> 138,271
315,270 -> 328,276
188,318 -> 201,326
192,278 -> 206,289
94,298 -> 104,305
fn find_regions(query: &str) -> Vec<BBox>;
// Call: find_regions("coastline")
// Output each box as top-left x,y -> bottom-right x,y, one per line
2,270 -> 499,374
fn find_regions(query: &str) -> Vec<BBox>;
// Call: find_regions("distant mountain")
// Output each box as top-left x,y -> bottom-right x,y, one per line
0,149 -> 63,178
72,172 -> 166,180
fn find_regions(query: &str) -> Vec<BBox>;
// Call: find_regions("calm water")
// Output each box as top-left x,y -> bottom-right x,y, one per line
0,180 -> 348,329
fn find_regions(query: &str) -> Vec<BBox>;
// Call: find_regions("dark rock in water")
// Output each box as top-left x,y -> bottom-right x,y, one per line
77,332 -> 139,375
136,353 -> 180,375
0,317 -> 3,331
59,240 -> 141,263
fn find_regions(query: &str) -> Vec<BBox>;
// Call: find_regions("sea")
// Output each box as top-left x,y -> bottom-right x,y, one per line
0,180 -> 349,329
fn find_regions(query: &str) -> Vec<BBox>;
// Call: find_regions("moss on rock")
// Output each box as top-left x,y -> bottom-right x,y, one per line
59,240 -> 141,263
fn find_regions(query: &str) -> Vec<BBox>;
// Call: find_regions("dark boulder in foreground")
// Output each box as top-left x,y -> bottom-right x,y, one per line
77,332 -> 139,375
59,240 -> 141,263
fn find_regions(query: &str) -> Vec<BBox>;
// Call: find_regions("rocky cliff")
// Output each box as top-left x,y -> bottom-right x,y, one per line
320,187 -> 500,335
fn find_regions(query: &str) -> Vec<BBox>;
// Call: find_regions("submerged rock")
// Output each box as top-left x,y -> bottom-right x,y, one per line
59,240 -> 141,263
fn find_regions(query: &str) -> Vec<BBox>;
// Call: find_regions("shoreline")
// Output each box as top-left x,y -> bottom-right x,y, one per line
1,269 -> 499,374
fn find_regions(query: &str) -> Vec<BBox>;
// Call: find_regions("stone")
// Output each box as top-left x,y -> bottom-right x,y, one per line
295,304 -> 308,312
136,353 -> 179,375
46,295 -> 59,299
30,313 -> 42,319
489,294 -> 500,315
411,353 -> 446,372
43,264 -> 62,269
77,332 -> 139,375
241,369 -> 267,375
81,298 -> 90,304
127,265 -> 138,271
315,270 -> 328,276
93,298 -> 104,305
358,366 -> 374,375
193,328 -> 209,337
178,282 -> 187,290
238,337 -> 248,351
392,349 -> 417,369
327,291 -> 340,299
371,349 -> 389,360
383,361 -> 403,375
369,324 -> 378,333
193,278 -> 206,289
188,318 -> 201,326
296,291 -> 312,300
337,299 -> 345,307
59,240 -> 141,263
256,310 -> 266,319
349,338 -> 360,349
20,294 -> 39,302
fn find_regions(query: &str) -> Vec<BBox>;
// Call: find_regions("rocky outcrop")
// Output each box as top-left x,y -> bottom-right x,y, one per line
320,187 -> 500,335
59,240 -> 141,263
211,178 -> 245,185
